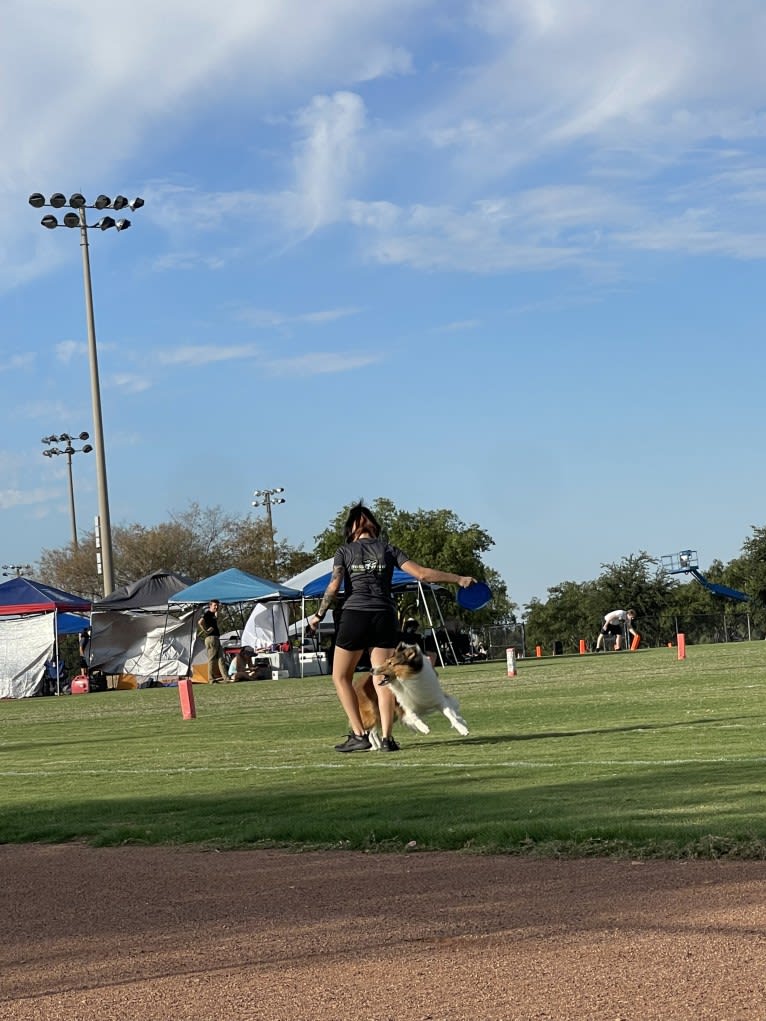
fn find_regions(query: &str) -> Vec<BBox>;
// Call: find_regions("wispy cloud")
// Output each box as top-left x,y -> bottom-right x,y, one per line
0,353 -> 35,372
434,320 -> 481,332
110,372 -> 155,393
236,306 -> 361,328
156,343 -> 262,367
291,91 -> 368,235
56,341 -> 86,362
265,352 -> 382,376
0,487 -> 55,511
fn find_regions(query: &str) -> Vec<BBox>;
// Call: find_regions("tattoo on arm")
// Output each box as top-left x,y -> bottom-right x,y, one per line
317,566 -> 343,617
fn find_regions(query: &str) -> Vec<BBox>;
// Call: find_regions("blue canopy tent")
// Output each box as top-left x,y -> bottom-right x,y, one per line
169,568 -> 301,606
56,612 -> 90,635
166,569 -> 302,682
284,559 -> 457,668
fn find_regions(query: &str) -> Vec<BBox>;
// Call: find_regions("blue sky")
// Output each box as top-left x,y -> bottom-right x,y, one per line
2,0 -> 765,607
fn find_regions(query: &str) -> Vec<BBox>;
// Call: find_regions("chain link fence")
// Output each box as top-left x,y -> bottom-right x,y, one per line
472,611 -> 763,660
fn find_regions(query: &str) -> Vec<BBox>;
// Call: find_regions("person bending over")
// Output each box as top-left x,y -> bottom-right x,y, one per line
595,609 -> 638,651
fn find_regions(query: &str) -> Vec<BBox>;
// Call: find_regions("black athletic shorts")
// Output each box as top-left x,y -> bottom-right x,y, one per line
334,608 -> 399,651
603,622 -> 624,636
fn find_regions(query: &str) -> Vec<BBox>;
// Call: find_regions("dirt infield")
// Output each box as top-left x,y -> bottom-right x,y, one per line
1,844 -> 765,1020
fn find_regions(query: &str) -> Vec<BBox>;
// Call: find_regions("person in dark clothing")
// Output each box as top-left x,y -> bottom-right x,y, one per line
78,627 -> 91,673
198,599 -> 229,683
308,502 -> 475,753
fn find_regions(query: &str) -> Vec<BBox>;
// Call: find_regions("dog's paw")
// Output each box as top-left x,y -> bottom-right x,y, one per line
403,713 -> 430,734
367,729 -> 382,750
444,709 -> 469,735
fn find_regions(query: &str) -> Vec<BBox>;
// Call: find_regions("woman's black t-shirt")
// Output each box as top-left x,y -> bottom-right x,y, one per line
333,538 -> 410,612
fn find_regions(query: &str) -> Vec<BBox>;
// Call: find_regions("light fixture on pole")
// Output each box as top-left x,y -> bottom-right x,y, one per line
29,192 -> 145,594
251,487 -> 286,575
2,564 -> 32,578
41,432 -> 93,550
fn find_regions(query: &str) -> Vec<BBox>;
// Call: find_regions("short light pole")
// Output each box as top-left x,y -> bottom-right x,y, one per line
252,487 -> 286,576
41,432 -> 93,550
29,191 -> 144,595
2,564 -> 31,578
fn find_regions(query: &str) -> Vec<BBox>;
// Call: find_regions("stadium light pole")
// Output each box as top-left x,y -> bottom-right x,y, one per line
41,432 -> 93,550
29,192 -> 144,594
252,487 -> 286,577
2,564 -> 32,578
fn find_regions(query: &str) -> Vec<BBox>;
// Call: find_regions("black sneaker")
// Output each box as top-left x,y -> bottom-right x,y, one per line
334,732 -> 371,753
380,736 -> 400,752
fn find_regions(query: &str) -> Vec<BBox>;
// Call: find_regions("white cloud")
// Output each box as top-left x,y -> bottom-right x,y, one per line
265,352 -> 382,376
0,353 -> 35,372
156,343 -> 261,367
0,486 -> 54,511
56,341 -> 86,362
110,373 -> 155,394
291,92 -> 368,234
236,306 -> 360,328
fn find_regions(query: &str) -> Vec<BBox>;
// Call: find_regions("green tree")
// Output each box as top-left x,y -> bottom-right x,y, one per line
524,579 -> 598,654
592,552 -> 675,647
37,501 -> 312,597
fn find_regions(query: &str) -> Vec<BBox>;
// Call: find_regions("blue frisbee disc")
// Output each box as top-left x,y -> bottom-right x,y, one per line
456,581 -> 492,611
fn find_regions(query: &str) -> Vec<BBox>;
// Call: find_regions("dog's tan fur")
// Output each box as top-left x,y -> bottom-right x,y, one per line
352,672 -> 404,741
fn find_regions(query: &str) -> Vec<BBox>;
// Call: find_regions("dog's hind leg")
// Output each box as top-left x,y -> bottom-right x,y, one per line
443,706 -> 469,736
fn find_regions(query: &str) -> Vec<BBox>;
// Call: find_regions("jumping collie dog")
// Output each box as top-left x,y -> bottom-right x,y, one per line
353,642 -> 469,748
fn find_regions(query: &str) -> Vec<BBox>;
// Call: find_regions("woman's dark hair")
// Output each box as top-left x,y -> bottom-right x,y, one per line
344,501 -> 381,542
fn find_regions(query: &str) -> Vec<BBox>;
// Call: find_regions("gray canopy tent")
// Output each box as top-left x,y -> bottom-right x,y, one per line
90,569 -> 196,687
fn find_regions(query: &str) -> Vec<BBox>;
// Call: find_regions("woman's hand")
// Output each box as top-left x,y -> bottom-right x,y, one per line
458,576 -> 477,588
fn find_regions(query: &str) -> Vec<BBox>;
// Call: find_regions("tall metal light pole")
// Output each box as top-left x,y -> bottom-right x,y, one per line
41,432 -> 93,549
2,564 -> 32,578
252,487 -> 286,576
29,191 -> 144,595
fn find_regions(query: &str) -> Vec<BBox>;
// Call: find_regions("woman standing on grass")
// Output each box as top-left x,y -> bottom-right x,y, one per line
309,502 -> 475,753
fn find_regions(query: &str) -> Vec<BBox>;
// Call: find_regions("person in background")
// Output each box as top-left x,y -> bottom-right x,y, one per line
198,599 -> 229,683
399,616 -> 423,647
43,655 -> 67,696
595,609 -> 638,651
228,646 -> 261,681
78,626 -> 91,674
308,501 -> 476,754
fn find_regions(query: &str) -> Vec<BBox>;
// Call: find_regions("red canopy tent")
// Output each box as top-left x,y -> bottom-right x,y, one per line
0,577 -> 90,616
0,577 -> 91,697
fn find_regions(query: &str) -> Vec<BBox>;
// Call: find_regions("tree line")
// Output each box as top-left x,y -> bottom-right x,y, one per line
36,500 -> 766,649
523,527 -> 766,651
36,498 -> 514,630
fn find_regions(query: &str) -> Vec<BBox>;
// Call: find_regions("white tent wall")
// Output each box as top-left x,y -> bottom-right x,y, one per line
90,609 -> 202,685
241,602 -> 290,650
0,615 -> 54,698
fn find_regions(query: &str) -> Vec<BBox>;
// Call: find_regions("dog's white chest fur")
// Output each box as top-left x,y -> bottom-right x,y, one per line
384,653 -> 469,737
387,659 -> 450,713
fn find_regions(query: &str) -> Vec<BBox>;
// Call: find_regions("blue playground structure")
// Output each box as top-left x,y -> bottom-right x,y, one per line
661,550 -> 749,603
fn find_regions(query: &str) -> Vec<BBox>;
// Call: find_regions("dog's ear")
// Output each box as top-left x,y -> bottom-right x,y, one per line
403,645 -> 418,663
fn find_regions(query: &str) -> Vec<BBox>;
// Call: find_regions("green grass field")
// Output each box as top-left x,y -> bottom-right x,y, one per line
2,642 -> 766,857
